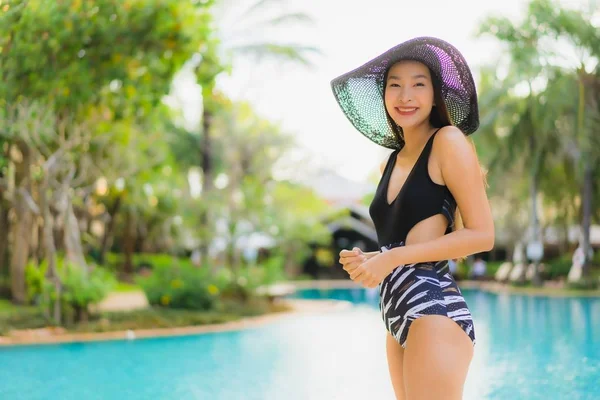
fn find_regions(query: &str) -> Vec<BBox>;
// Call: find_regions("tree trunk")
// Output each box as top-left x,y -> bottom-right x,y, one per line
40,181 -> 62,324
199,107 -> 213,270
226,219 -> 236,272
0,148 -> 8,277
11,211 -> 32,304
35,220 -> 44,264
0,198 -> 9,277
284,242 -> 299,278
529,194 -> 543,286
527,134 -> 543,287
76,306 -> 89,324
98,195 -> 122,265
560,213 -> 570,256
10,143 -> 33,304
63,195 -> 88,274
123,210 -> 136,276
580,162 -> 593,278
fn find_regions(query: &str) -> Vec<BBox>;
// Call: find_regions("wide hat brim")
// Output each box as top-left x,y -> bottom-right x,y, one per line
330,36 -> 479,150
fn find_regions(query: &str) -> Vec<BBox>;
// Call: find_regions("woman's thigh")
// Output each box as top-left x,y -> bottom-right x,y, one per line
403,315 -> 474,400
386,331 -> 406,400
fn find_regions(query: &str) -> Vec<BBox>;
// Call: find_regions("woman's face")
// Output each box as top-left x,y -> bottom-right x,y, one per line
384,60 -> 435,131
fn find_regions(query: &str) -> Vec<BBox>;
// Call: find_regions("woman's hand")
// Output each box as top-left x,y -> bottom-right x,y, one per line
338,247 -> 367,275
348,251 -> 395,289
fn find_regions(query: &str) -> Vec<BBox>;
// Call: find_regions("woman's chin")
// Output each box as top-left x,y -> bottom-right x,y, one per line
394,117 -> 429,131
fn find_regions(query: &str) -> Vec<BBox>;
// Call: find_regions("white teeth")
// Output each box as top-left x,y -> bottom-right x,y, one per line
398,108 -> 417,112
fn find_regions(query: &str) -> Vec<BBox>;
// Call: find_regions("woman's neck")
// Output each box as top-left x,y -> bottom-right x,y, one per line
401,123 -> 436,155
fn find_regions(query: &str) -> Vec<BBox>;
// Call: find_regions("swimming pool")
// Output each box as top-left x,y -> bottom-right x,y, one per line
0,287 -> 599,399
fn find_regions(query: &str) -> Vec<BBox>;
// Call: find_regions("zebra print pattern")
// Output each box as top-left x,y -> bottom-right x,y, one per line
378,241 -> 476,349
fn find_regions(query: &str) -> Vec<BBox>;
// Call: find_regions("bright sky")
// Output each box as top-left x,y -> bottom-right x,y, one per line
175,0 -> 589,184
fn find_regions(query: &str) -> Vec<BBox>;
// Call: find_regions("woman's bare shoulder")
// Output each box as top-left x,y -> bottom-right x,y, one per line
433,126 -> 475,165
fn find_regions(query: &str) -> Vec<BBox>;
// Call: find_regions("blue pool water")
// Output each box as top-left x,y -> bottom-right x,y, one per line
1,287 -> 599,400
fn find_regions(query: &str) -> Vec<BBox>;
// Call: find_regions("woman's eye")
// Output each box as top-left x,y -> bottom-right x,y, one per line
415,83 -> 425,87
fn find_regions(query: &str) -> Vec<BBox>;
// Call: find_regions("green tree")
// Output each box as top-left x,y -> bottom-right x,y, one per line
527,0 -> 600,278
478,0 -> 600,283
478,6 -> 553,284
0,0 -> 213,308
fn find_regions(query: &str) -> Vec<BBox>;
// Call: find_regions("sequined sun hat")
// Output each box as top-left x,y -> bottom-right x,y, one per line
330,36 -> 479,150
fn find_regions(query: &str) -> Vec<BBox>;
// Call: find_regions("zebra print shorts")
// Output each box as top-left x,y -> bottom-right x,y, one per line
378,242 -> 476,349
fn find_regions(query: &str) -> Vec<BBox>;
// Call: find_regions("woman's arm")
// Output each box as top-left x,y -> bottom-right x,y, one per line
381,126 -> 495,267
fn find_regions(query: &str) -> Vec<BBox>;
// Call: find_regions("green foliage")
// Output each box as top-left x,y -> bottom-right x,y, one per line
0,308 -> 47,335
0,0 -> 213,114
0,300 -> 292,335
258,253 -> 286,285
136,252 -> 287,310
217,266 -> 269,302
25,260 -> 50,303
137,264 -> 218,311
114,281 -> 141,292
25,258 -> 116,322
476,0 -> 600,256
486,261 -> 504,277
76,307 -> 239,333
566,278 -> 599,291
545,255 -> 574,280
61,265 -> 116,310
105,252 -> 195,272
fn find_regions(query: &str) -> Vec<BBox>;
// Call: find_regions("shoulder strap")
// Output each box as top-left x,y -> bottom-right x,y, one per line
383,149 -> 398,174
413,128 -> 442,173
422,127 -> 443,157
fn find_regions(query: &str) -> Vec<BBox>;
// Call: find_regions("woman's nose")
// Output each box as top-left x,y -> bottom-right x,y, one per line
397,87 -> 412,103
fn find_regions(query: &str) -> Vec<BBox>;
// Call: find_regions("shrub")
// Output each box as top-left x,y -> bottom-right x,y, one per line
545,255 -> 573,280
104,252 -> 195,273
137,264 -> 218,311
25,258 -> 116,324
61,264 -> 116,320
566,278 -> 599,291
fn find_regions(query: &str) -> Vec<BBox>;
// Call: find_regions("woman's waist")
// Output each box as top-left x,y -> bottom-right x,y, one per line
379,241 -> 450,273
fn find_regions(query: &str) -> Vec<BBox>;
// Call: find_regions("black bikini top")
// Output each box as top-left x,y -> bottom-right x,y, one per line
368,129 -> 457,248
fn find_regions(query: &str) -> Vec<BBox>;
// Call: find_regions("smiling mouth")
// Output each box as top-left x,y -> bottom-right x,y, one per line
394,107 -> 418,115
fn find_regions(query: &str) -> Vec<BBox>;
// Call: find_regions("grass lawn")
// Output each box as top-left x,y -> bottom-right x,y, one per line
114,281 -> 142,292
0,299 -> 14,312
0,299 -> 37,314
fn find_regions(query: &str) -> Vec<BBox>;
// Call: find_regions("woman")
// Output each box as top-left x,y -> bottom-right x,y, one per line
332,37 -> 494,399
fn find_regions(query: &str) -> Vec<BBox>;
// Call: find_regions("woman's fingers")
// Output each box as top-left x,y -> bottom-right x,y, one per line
340,255 -> 367,271
349,265 -> 367,280
341,255 -> 365,265
342,260 -> 361,272
339,249 -> 355,257
339,248 -> 363,258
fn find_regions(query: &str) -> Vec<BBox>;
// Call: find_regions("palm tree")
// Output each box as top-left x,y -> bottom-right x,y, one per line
521,0 -> 600,279
478,5 -> 554,285
480,0 -> 600,283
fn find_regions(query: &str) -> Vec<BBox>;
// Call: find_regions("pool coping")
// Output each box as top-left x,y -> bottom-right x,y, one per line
0,298 -> 352,348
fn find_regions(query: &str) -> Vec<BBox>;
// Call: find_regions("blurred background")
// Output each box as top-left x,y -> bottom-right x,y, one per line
0,0 -> 599,399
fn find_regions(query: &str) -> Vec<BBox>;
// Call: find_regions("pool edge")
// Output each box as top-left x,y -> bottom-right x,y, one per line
0,298 -> 351,348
